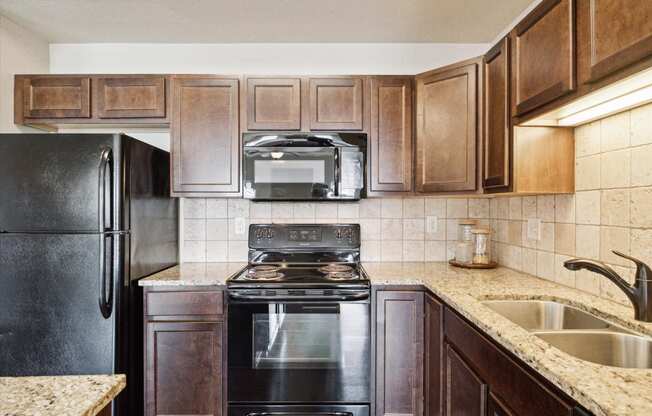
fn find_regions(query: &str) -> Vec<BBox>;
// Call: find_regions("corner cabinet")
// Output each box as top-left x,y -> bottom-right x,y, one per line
170,76 -> 241,196
144,287 -> 226,416
375,290 -> 424,416
483,37 -> 512,192
368,76 -> 413,194
415,59 -> 479,193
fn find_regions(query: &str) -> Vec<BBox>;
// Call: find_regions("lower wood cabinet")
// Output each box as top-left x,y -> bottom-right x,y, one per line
144,287 -> 226,416
375,290 -> 424,416
443,343 -> 487,415
424,294 -> 443,416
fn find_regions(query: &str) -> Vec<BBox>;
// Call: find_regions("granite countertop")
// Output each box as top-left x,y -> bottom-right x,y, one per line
140,261 -> 652,416
139,262 -> 246,286
0,374 -> 126,416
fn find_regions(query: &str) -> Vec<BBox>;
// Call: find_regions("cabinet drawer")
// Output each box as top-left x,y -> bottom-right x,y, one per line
444,308 -> 573,416
146,290 -> 223,317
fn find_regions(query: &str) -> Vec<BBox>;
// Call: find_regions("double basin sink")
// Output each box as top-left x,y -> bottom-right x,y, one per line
481,300 -> 652,369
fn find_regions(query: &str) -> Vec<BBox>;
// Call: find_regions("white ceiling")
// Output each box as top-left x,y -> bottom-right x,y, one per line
0,0 -> 534,43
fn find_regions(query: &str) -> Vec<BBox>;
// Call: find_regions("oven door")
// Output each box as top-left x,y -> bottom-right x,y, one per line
228,300 -> 371,404
243,147 -> 336,200
228,404 -> 370,416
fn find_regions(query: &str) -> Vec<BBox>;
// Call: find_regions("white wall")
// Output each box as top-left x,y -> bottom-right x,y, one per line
0,16 -> 49,132
50,42 -> 490,151
49,43 -> 488,75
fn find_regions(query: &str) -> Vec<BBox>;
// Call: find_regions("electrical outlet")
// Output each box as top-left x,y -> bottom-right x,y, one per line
235,217 -> 246,235
527,218 -> 541,241
426,216 -> 439,233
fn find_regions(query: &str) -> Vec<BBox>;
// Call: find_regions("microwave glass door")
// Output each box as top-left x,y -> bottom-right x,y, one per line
244,148 -> 336,200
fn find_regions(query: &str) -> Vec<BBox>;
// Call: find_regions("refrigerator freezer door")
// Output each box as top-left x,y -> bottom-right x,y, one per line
0,233 -> 119,376
0,134 -> 123,233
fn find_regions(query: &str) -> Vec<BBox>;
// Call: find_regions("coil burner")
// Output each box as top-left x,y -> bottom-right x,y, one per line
318,264 -> 354,274
247,265 -> 284,280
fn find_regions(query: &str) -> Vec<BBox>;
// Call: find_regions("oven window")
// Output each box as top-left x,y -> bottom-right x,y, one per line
253,304 -> 355,369
254,160 -> 325,184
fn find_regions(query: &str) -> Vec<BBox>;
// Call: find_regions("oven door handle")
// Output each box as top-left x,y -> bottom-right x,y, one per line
228,291 -> 369,302
246,413 -> 353,416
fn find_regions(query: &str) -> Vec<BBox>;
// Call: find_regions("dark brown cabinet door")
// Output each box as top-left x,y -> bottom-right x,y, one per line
487,393 -> 516,416
376,291 -> 424,416
424,294 -> 443,416
369,77 -> 413,193
309,77 -> 363,130
415,61 -> 478,193
171,76 -> 240,195
443,344 -> 487,416
580,0 -> 652,82
21,76 -> 91,119
483,37 -> 512,191
96,76 -> 167,119
145,321 -> 224,416
246,77 -> 301,130
512,0 -> 576,116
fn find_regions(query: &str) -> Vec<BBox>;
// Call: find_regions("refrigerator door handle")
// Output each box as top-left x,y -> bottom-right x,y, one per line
98,148 -> 113,233
98,148 -> 114,319
99,234 -> 114,319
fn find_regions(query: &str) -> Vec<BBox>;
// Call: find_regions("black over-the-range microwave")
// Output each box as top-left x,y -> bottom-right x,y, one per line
242,133 -> 366,201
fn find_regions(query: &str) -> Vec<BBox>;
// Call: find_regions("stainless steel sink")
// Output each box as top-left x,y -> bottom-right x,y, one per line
535,331 -> 652,369
481,300 -> 626,332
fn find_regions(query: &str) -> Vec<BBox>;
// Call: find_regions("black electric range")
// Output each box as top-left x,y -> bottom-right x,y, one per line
226,224 -> 371,416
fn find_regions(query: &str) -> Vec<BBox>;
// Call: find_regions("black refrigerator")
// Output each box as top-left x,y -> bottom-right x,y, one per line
0,133 -> 179,416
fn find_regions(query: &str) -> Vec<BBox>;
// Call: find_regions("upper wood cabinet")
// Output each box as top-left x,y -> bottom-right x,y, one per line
376,290 -> 424,416
19,76 -> 91,119
15,74 -> 170,125
309,77 -> 364,130
246,77 -> 301,130
415,60 -> 479,193
170,76 -> 240,196
511,0 -> 576,116
578,0 -> 652,84
483,38 -> 512,192
96,76 -> 166,119
369,77 -> 413,193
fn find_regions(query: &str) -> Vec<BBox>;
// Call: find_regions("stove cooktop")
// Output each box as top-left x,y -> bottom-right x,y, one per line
227,262 -> 369,288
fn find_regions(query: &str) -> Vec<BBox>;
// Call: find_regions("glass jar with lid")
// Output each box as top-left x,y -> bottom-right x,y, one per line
471,227 -> 492,265
455,220 -> 476,263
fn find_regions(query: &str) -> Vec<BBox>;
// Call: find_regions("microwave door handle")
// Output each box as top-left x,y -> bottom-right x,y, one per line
334,147 -> 340,196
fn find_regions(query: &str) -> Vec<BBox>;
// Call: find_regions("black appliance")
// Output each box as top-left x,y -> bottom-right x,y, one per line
0,134 -> 179,416
242,133 -> 366,201
227,224 -> 371,416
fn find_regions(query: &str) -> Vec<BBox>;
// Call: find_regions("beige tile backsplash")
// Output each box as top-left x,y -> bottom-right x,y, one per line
182,196 -> 491,264
180,102 -> 652,307
492,103 -> 652,306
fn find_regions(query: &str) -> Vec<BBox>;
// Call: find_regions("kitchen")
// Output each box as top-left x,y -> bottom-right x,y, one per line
1,0 -> 652,415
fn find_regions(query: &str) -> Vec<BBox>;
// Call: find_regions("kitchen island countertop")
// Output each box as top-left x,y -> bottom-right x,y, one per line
0,374 -> 125,416
140,261 -> 652,416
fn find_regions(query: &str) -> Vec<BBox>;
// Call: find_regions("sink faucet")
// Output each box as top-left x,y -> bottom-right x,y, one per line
564,251 -> 652,322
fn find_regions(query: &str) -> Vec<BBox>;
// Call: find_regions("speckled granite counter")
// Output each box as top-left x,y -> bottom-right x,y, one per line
139,262 -> 245,286
139,261 -> 652,416
0,374 -> 125,416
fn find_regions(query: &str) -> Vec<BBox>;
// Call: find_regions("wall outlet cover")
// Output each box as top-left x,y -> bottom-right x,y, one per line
426,216 -> 439,234
235,217 -> 246,235
527,218 -> 542,241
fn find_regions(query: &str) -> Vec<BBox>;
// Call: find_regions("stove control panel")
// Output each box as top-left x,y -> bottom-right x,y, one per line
249,224 -> 360,249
